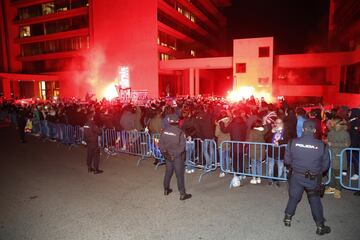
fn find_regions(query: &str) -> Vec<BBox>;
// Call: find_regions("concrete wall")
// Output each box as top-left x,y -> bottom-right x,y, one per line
233,37 -> 273,92
89,0 -> 158,97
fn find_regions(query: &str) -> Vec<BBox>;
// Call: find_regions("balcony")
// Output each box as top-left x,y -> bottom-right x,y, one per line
158,0 -> 210,37
176,0 -> 219,32
15,28 -> 89,44
14,7 -> 88,26
17,49 -> 88,62
158,45 -> 191,59
158,21 -> 196,44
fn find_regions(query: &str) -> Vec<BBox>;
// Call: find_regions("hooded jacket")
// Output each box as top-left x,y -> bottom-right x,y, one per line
327,119 -> 351,169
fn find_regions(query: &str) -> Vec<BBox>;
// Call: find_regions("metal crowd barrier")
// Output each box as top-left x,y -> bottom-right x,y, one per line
219,141 -> 288,187
151,133 -> 165,169
150,134 -> 218,182
101,128 -> 152,165
339,148 -> 360,191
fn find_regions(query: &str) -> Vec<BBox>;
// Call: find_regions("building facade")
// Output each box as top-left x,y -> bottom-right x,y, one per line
0,0 -> 229,99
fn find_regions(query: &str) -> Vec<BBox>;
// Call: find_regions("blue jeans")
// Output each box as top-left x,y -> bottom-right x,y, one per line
251,159 -> 263,176
32,119 -> 41,134
48,122 -> 57,139
57,124 -> 66,141
221,148 -> 230,172
40,120 -> 48,138
186,141 -> 195,170
203,140 -> 215,170
268,157 -> 284,179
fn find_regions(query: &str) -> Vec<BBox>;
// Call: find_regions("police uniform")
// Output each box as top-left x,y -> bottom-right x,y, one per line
84,116 -> 102,174
284,120 -> 331,235
159,114 -> 191,200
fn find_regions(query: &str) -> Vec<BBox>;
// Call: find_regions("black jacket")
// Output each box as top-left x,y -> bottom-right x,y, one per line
159,125 -> 186,158
220,117 -> 247,142
84,119 -> 101,144
285,133 -> 330,174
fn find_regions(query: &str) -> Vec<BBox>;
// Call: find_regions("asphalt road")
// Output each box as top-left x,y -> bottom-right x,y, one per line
0,124 -> 359,240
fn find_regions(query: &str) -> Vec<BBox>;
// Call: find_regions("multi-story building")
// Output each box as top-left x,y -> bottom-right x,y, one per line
0,0 -> 229,99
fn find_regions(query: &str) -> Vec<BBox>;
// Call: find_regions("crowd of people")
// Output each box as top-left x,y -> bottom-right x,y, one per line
0,95 -> 359,198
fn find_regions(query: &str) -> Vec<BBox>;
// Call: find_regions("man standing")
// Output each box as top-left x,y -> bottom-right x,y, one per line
283,120 -> 331,235
160,114 -> 192,201
84,113 -> 103,174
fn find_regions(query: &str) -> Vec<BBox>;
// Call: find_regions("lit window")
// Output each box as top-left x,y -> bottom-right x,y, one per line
177,7 -> 183,14
190,50 -> 196,56
40,81 -> 46,100
160,53 -> 170,61
42,3 -> 55,15
190,15 -> 195,22
20,26 -> 31,38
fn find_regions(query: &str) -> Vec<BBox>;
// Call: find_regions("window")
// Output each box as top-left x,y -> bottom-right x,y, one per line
20,26 -> 31,38
259,46 -> 270,58
190,50 -> 196,57
42,3 -> 55,15
40,81 -> 46,99
340,62 -> 360,93
236,63 -> 246,73
160,53 -> 170,61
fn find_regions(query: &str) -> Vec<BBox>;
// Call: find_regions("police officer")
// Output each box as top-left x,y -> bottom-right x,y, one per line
159,114 -> 192,201
283,120 -> 331,235
84,112 -> 103,174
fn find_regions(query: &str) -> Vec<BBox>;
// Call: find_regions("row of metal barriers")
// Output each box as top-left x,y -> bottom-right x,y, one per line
18,119 -> 360,192
100,128 -> 359,191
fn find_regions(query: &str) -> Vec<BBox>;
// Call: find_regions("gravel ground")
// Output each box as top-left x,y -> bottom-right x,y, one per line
0,124 -> 359,240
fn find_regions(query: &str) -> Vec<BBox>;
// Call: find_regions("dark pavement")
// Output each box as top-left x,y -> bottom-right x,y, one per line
0,124 -> 359,240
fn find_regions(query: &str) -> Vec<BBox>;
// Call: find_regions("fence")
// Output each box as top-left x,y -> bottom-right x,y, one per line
339,148 -> 360,191
101,128 -> 152,165
3,112 -> 355,191
150,134 -> 218,182
219,141 -> 288,187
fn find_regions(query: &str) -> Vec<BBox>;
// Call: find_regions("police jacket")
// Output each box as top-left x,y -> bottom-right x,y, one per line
284,132 -> 330,175
159,124 -> 186,158
84,119 -> 101,144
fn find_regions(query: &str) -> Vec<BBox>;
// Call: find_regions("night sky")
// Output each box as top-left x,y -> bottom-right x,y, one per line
224,0 -> 330,54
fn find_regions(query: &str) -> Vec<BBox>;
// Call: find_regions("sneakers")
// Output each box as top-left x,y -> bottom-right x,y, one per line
250,177 -> 257,184
219,172 -> 226,178
334,189 -> 341,199
186,169 -> 195,174
316,223 -> 331,235
231,176 -> 241,187
351,174 -> 359,181
342,171 -> 347,176
250,177 -> 261,184
324,187 -> 335,195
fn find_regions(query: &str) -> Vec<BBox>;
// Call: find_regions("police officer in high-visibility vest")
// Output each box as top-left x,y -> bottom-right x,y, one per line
159,114 -> 192,201
284,120 -> 331,235
84,113 -> 103,174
